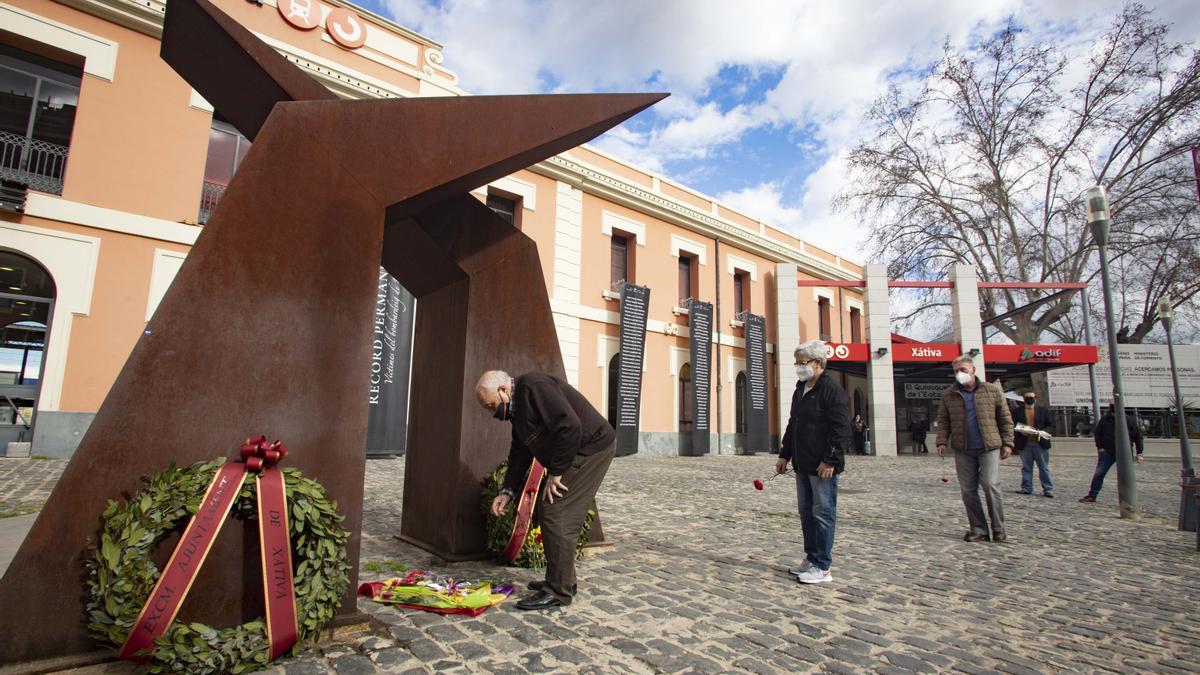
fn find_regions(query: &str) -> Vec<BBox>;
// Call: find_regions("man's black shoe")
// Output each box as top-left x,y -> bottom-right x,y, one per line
516,590 -> 570,610
1014,490 -> 1031,495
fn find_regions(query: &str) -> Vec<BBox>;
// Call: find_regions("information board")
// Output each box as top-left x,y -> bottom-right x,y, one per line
616,283 -> 650,455
687,300 -> 713,455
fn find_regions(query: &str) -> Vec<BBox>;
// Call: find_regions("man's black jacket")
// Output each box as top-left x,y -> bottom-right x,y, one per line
1093,411 -> 1145,455
502,372 -> 615,494
1012,404 -> 1054,451
778,372 -> 850,475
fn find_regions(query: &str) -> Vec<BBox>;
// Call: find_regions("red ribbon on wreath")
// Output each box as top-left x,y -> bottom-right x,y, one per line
118,436 -> 299,663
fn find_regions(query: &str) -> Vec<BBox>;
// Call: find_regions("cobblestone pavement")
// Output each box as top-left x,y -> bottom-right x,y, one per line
0,457 -> 64,517
1,453 -> 1197,673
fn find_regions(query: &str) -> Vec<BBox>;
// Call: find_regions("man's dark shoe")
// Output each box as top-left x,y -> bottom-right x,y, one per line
516,590 -> 570,611
1014,490 -> 1031,495
1043,493 -> 1054,499
963,532 -> 989,542
1079,495 -> 1096,503
992,531 -> 1007,542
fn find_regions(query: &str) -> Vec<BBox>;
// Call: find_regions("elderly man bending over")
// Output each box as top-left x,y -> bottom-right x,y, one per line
476,370 -> 615,610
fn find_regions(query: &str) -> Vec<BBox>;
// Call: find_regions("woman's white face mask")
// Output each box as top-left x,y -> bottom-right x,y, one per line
796,364 -> 815,381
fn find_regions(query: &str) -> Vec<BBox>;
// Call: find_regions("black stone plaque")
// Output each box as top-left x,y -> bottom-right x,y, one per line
745,312 -> 769,454
687,300 -> 712,455
616,283 -> 650,456
366,268 -> 414,456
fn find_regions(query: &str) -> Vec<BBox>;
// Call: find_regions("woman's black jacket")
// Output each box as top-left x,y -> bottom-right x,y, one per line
778,372 -> 851,475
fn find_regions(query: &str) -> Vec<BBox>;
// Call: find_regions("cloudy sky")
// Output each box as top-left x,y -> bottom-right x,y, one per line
354,0 -> 1198,264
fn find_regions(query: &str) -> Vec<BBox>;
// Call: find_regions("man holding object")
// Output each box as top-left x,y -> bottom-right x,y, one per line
477,370 -> 615,610
1013,390 -> 1054,498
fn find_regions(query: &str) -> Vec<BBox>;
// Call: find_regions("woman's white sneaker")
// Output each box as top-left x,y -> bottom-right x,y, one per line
796,568 -> 833,584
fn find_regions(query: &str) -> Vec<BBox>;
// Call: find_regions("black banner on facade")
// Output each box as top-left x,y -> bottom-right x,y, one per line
366,268 -> 414,457
745,313 -> 769,454
687,300 -> 713,455
615,283 -> 650,456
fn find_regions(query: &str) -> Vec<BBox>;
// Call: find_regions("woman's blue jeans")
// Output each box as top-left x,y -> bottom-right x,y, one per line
795,472 -> 839,571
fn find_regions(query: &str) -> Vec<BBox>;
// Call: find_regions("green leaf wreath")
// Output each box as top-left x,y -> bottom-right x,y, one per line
85,458 -> 350,674
480,462 -> 592,568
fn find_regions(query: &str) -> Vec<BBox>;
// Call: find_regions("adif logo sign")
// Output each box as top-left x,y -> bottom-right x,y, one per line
824,343 -> 851,359
910,347 -> 943,358
1020,348 -> 1062,361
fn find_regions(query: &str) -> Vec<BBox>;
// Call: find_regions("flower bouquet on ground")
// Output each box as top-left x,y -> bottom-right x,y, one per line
357,571 -> 514,616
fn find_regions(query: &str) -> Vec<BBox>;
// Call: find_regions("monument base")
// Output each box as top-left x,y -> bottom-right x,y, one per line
0,649 -> 116,675
394,533 -> 494,563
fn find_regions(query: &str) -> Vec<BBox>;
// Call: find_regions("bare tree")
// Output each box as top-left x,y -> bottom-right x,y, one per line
837,3 -> 1200,349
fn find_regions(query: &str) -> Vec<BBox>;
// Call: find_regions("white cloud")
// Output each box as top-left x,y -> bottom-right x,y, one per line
717,182 -> 803,229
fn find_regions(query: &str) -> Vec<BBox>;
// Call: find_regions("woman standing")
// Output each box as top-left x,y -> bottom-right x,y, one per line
776,339 -> 851,584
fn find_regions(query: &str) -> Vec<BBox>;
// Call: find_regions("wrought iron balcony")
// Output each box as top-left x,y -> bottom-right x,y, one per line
0,130 -> 68,195
197,180 -> 227,224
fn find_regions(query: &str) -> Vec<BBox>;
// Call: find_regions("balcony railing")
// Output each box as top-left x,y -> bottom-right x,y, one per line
198,180 -> 227,224
0,130 -> 68,195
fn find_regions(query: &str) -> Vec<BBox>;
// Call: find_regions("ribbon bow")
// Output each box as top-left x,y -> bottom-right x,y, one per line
241,435 -> 288,472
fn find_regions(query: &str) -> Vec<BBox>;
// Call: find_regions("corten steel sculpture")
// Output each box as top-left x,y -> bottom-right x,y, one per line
0,0 -> 663,665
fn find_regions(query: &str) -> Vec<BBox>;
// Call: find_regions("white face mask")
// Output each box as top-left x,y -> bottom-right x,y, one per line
796,364 -> 815,381
955,371 -> 973,386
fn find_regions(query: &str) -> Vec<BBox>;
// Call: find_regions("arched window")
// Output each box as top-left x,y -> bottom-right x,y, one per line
0,249 -> 55,446
607,352 -> 620,427
735,371 -> 747,434
678,362 -> 692,432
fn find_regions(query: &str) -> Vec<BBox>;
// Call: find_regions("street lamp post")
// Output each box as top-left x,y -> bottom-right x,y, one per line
1157,296 -> 1197,531
1086,185 -> 1137,519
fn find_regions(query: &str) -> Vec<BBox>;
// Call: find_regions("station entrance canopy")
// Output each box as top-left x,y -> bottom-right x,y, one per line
822,340 -> 1099,380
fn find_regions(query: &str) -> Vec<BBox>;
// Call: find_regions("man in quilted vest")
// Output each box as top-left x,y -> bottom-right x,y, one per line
935,356 -> 1015,542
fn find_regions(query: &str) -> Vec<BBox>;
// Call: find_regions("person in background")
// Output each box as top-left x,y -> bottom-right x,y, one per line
935,356 -> 1015,543
776,339 -> 850,584
909,418 -> 929,454
1079,401 -> 1144,503
1013,390 -> 1054,498
853,414 -> 868,455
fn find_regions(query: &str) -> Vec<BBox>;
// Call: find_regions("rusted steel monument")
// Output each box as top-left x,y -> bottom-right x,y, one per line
0,0 -> 662,666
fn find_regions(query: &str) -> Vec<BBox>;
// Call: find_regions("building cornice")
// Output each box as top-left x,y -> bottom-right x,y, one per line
530,156 -> 861,283
52,0 -> 462,95
55,0 -> 165,38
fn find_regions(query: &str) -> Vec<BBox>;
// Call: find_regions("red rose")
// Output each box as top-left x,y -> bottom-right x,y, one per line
753,479 -> 764,491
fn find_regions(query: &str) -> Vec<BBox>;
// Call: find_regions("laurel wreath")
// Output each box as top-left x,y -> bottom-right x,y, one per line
85,458 -> 350,674
480,462 -> 592,568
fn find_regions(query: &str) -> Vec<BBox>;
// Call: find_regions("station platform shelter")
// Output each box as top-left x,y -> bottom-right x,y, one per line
774,262 -> 1099,455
